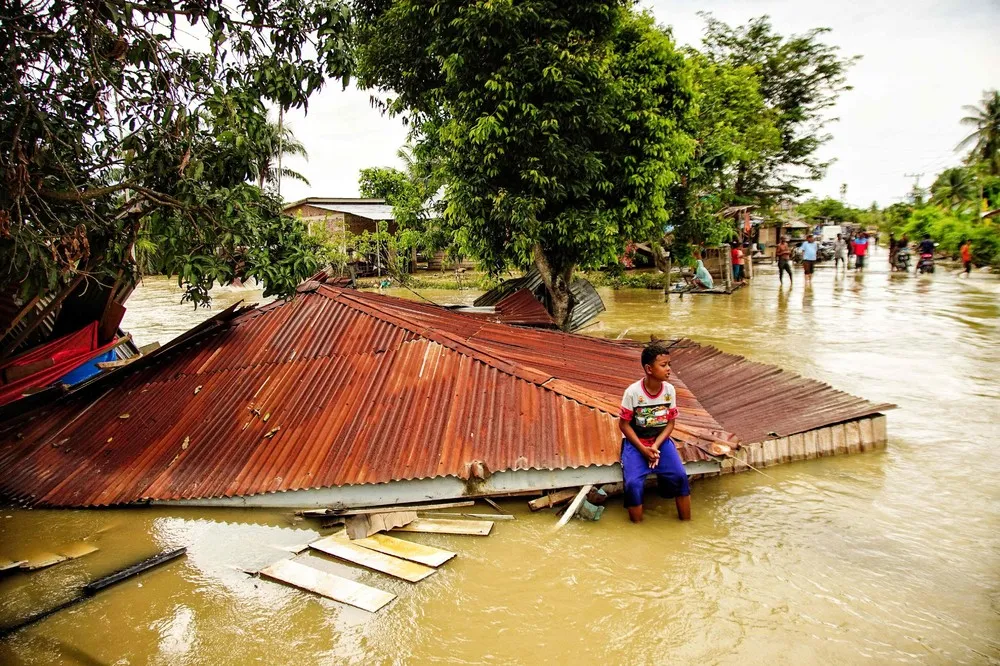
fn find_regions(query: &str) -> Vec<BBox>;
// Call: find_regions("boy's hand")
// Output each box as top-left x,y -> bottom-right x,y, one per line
642,446 -> 659,466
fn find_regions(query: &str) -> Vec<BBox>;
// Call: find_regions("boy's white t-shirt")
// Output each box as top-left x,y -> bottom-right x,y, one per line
619,379 -> 678,440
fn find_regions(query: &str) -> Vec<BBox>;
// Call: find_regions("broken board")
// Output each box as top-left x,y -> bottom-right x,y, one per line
347,533 -> 456,568
345,510 -> 417,539
310,536 -> 435,582
259,558 -> 394,613
18,543 -> 99,571
391,518 -> 493,536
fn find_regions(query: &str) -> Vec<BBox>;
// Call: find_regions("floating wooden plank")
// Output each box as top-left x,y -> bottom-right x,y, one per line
20,552 -> 67,571
0,558 -> 28,572
259,558 -> 394,613
419,512 -> 516,521
555,485 -> 593,529
334,500 -> 475,517
482,497 -> 506,514
528,489 -> 578,511
347,533 -> 456,568
310,535 -> 434,582
391,518 -> 493,536
345,510 -> 417,539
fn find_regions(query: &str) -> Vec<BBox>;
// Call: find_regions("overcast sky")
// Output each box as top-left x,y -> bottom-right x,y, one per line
279,0 -> 1000,208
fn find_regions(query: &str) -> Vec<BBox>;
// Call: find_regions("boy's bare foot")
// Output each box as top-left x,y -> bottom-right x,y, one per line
628,506 -> 643,523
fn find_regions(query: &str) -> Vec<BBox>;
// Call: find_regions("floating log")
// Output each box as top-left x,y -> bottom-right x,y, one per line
0,547 -> 186,637
259,558 -> 394,613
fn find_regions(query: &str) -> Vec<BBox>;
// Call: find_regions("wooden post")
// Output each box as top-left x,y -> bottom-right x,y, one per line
723,245 -> 733,292
555,485 -> 593,529
664,251 -> 671,301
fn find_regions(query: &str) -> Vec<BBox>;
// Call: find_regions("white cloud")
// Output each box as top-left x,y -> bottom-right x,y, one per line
280,0 -> 1000,208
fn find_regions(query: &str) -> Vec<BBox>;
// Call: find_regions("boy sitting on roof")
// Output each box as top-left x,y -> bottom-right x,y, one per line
618,341 -> 691,522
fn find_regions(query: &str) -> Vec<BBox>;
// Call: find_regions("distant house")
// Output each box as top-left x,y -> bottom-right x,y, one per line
283,197 -> 397,236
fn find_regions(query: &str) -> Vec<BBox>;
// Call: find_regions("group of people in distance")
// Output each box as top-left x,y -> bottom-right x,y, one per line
775,231 -> 873,286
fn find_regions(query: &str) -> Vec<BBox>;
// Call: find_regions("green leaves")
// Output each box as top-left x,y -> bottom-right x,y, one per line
356,2 -> 693,301
2,0 -> 349,305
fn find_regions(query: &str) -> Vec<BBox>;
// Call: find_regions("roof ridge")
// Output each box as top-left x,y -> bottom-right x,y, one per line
325,287 -> 623,416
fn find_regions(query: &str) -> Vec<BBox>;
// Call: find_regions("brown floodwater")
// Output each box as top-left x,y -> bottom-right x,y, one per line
1,255 -> 998,664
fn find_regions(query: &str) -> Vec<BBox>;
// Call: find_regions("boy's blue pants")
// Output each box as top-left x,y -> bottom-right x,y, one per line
621,437 -> 690,508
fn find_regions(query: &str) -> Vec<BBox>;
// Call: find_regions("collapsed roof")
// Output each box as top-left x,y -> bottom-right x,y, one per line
0,286 -> 892,508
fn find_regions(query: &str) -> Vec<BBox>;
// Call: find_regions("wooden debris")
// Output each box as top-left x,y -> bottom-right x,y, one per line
0,548 -> 186,638
347,533 -> 456,568
0,558 -> 28,572
528,489 -> 579,511
95,354 -> 141,370
419,512 -> 515,521
298,500 -> 475,518
392,518 -> 493,536
83,547 -> 184,594
482,497 -> 506,514
259,558 -> 394,613
137,342 -> 161,354
310,535 -> 434,582
19,542 -> 98,571
555,485 -> 593,529
345,511 -> 417,540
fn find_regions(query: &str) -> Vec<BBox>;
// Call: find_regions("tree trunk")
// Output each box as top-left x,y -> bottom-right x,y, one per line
532,244 -> 574,330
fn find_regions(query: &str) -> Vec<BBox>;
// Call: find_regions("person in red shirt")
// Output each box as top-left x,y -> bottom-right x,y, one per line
852,233 -> 869,272
731,245 -> 745,281
960,239 -> 973,277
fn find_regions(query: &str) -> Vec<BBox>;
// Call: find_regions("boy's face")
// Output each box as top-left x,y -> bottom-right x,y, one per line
644,354 -> 671,382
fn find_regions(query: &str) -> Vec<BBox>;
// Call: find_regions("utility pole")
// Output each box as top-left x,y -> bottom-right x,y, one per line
904,172 -> 924,203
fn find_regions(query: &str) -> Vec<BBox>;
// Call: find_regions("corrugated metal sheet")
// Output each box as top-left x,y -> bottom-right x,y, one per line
311,203 -> 395,220
0,287 -> 728,507
473,268 -> 606,331
0,288 -> 891,508
668,340 -> 896,443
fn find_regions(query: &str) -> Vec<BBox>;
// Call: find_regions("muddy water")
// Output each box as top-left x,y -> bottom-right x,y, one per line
2,257 -> 998,664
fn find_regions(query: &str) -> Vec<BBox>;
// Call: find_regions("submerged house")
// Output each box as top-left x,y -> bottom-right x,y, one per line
0,285 -> 893,509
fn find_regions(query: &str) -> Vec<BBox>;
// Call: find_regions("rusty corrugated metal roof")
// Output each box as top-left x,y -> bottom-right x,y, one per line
0,287 -> 729,507
0,288 -> 891,508
493,289 -> 556,328
668,341 -> 896,442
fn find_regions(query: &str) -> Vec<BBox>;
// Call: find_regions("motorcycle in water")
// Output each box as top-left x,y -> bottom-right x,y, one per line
916,252 -> 935,274
894,247 -> 911,272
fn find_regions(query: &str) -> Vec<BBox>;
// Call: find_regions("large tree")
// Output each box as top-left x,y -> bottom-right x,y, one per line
356,2 -> 693,326
663,53 -> 780,253
699,14 -> 857,201
1,0 -> 351,308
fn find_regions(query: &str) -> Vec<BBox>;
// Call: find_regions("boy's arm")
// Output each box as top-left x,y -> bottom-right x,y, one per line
619,419 -> 657,462
651,420 -> 675,451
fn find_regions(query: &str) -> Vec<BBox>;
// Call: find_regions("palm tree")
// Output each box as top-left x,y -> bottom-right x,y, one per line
253,120 -> 310,190
957,90 -> 1000,175
929,167 -> 976,211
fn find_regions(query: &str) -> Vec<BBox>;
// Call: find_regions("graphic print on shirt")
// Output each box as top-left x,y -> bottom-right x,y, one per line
619,380 -> 678,440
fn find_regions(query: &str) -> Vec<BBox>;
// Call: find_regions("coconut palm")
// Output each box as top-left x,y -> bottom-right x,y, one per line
930,167 -> 976,211
253,120 -> 310,190
957,90 -> 1000,175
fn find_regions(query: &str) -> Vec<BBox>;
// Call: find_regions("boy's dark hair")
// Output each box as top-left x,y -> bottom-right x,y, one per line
641,341 -> 672,368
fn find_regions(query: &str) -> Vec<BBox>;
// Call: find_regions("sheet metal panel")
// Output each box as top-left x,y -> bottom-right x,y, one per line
0,287 -> 889,508
668,340 -> 896,443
